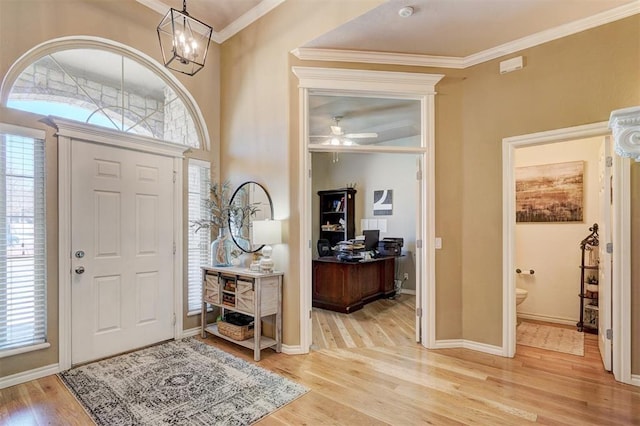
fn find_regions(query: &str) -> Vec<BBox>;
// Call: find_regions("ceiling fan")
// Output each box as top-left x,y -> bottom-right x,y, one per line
310,116 -> 378,145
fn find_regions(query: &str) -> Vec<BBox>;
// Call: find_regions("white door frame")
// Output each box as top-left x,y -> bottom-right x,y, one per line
292,67 -> 444,353
502,121 -> 632,384
54,118 -> 188,370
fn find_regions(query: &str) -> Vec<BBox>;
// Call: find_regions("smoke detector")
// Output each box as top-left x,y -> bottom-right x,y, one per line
398,6 -> 414,18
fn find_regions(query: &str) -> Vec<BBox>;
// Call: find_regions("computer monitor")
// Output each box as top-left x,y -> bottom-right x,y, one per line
363,229 -> 379,251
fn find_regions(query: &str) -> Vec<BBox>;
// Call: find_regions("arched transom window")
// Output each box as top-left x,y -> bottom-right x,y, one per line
2,38 -> 206,149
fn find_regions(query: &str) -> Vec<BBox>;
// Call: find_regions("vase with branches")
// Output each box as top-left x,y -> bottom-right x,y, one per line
191,180 -> 260,266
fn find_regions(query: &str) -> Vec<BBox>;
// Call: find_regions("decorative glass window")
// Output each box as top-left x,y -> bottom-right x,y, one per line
0,125 -> 47,352
187,160 -> 211,314
5,46 -> 203,148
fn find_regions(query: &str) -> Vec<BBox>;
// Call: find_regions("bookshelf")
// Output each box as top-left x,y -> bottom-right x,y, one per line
318,188 -> 356,247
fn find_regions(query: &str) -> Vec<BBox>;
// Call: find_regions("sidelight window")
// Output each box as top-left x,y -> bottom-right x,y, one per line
0,125 -> 46,353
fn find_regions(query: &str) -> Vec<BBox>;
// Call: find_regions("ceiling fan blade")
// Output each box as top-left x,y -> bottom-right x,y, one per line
309,135 -> 332,138
344,132 -> 378,138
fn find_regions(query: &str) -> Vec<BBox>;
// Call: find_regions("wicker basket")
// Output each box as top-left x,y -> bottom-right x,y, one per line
218,320 -> 254,341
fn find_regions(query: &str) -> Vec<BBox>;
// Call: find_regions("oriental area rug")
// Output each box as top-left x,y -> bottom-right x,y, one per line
59,337 -> 307,425
516,322 -> 584,356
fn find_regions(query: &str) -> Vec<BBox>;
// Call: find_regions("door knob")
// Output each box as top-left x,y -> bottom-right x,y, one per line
75,266 -> 85,274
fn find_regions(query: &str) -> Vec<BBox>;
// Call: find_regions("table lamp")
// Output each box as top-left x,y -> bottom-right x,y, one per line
252,219 -> 282,273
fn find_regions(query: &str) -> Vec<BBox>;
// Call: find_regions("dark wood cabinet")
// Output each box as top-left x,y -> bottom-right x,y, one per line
318,188 -> 356,247
312,256 -> 395,313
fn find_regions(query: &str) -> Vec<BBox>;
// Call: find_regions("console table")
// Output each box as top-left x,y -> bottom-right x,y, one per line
201,266 -> 283,361
312,256 -> 395,313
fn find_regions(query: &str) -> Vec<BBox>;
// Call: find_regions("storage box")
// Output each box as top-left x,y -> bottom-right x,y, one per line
377,237 -> 404,256
218,320 -> 254,341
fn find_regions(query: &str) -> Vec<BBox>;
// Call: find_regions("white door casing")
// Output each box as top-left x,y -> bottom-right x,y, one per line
598,136 -> 612,371
71,140 -> 175,364
293,67 -> 443,353
502,122 -> 631,385
56,118 -> 188,370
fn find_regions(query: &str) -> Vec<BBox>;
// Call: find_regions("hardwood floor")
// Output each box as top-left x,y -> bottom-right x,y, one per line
312,293 -> 416,350
2,308 -> 639,425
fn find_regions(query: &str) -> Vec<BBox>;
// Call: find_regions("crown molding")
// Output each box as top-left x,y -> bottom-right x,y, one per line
136,0 -> 285,44
214,0 -> 285,43
291,47 -> 465,69
464,0 -> 640,67
293,1 -> 640,69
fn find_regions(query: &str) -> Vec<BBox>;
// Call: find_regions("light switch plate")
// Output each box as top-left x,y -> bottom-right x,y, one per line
435,237 -> 442,249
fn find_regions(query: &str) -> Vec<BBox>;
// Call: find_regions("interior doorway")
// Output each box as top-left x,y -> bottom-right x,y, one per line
310,151 -> 419,350
511,136 -> 610,363
502,121 -> 631,382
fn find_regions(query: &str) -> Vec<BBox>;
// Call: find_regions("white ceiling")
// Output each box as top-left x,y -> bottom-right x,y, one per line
137,0 -> 638,60
132,0 -> 639,143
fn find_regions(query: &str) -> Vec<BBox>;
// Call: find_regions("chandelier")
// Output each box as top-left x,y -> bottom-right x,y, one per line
157,0 -> 213,76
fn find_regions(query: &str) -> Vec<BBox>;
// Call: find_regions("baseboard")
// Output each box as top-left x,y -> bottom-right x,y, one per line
462,340 -> 504,356
399,288 -> 416,295
281,344 -> 306,355
432,339 -> 463,349
0,363 -> 60,390
631,374 -> 640,387
517,312 -> 577,327
181,327 -> 202,338
432,339 -> 504,356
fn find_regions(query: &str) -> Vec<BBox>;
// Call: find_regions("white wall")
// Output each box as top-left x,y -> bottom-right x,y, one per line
515,136 -> 602,324
312,152 -> 417,290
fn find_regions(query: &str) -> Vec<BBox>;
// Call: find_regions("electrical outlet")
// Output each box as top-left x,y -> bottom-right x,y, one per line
403,272 -> 409,281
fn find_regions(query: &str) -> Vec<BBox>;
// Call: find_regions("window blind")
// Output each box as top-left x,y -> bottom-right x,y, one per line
187,160 -> 210,314
0,131 -> 46,351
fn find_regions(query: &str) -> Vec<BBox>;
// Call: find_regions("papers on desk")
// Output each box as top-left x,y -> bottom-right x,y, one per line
334,240 -> 365,251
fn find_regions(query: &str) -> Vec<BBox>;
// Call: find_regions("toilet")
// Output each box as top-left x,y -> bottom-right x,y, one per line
516,288 -> 528,305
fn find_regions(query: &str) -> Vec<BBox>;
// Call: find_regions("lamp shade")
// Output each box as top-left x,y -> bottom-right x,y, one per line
252,220 -> 282,246
157,1 -> 213,76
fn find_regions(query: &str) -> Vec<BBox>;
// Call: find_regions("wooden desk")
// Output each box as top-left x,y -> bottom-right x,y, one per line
312,256 -> 395,313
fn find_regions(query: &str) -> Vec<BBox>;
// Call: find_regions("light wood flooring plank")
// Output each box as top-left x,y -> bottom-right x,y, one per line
2,303 -> 639,426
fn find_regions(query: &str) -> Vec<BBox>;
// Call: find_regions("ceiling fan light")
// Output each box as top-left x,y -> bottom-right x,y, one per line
330,138 -> 340,145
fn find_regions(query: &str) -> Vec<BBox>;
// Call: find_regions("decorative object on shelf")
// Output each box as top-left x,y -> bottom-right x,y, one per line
515,161 -> 584,222
577,223 -> 599,333
228,181 -> 274,253
252,219 -> 282,273
210,227 -> 235,267
191,181 -> 260,267
157,0 -> 213,76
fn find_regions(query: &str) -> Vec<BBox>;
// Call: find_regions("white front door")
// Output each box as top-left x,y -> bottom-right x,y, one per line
71,140 -> 175,364
598,136 -> 613,371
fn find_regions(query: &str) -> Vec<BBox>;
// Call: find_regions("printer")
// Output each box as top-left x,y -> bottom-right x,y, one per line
377,237 -> 404,256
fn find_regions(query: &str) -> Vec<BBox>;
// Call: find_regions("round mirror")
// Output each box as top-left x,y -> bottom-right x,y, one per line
228,181 -> 273,253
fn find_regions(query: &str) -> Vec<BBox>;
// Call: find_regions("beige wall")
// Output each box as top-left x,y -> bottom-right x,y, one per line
225,9 -> 639,370
1,0 -> 638,380
0,0 -> 219,378
515,138 -> 602,324
460,16 -> 639,350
